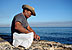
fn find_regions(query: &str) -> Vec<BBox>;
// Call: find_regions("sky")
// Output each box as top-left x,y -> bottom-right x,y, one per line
0,0 -> 72,27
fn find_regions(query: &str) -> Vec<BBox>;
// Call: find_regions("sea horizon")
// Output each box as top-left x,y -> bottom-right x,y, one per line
0,27 -> 72,44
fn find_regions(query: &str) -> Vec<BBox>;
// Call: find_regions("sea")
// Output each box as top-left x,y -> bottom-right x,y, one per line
0,27 -> 72,44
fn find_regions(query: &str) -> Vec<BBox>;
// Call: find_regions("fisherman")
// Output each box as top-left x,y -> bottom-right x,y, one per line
11,5 -> 40,48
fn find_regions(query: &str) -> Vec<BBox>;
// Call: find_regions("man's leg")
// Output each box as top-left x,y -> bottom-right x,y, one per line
13,32 -> 34,49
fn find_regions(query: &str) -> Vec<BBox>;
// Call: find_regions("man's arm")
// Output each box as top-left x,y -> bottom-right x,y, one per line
27,25 -> 36,36
27,25 -> 40,40
15,22 -> 30,33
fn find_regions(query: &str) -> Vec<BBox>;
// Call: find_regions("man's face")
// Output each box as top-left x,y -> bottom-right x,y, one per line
25,10 -> 32,18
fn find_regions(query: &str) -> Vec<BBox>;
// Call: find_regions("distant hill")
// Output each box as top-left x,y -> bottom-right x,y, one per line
0,21 -> 72,27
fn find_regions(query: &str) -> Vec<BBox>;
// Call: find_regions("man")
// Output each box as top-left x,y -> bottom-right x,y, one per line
11,5 -> 40,48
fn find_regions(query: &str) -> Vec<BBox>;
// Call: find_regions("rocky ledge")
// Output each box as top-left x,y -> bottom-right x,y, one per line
0,37 -> 72,50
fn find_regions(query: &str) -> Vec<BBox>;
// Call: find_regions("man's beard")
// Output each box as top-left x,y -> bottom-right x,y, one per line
25,12 -> 30,16
25,12 -> 30,19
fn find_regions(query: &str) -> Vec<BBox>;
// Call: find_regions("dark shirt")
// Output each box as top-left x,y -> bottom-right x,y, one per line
11,13 -> 28,34
11,13 -> 28,44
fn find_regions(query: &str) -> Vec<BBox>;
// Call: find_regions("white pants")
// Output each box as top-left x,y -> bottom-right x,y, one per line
13,32 -> 34,49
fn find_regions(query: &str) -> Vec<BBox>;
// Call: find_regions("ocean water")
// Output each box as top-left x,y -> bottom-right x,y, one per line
0,27 -> 72,44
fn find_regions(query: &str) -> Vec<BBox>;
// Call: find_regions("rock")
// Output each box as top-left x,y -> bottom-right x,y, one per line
0,37 -> 72,50
0,41 -> 12,50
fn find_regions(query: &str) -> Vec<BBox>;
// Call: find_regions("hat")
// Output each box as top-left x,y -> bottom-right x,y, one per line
22,5 -> 36,16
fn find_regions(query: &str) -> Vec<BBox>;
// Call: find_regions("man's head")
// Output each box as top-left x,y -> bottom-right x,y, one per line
22,5 -> 36,18
23,8 -> 32,18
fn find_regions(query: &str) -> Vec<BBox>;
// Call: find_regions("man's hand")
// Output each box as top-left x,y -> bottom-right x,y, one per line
27,25 -> 40,40
36,34 -> 40,40
34,34 -> 40,40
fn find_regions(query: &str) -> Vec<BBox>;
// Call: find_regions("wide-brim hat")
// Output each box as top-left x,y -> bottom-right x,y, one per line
22,5 -> 36,16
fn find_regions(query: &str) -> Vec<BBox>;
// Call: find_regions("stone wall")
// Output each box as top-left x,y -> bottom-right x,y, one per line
0,38 -> 72,50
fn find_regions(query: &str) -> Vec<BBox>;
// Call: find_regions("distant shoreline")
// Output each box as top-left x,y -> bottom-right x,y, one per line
0,27 -> 72,28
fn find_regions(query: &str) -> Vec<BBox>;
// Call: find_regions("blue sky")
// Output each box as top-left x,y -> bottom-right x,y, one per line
0,0 -> 72,27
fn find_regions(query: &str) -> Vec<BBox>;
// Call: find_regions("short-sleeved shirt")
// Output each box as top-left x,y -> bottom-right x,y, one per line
11,13 -> 29,34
